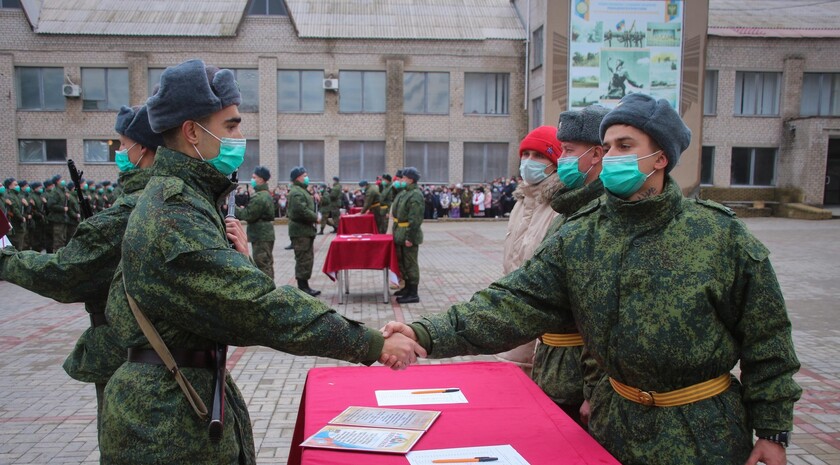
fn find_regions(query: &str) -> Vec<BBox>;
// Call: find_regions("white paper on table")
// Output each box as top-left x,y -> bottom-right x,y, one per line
407,444 -> 530,465
375,388 -> 468,406
0,236 -> 10,248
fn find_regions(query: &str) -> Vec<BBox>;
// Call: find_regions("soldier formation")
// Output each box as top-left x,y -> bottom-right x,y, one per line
0,59 -> 800,465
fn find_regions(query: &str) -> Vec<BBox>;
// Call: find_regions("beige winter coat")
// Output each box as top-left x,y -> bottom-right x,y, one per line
496,173 -> 563,371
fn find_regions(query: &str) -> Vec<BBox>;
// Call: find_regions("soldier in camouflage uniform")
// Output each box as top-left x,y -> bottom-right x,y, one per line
101,180 -> 115,209
66,182 -> 80,239
28,181 -> 47,252
47,174 -> 69,250
99,59 -> 421,464
317,183 -> 333,234
376,173 -> 394,234
391,167 -> 424,304
383,94 -> 800,465
288,165 -> 321,296
530,105 -> 608,426
235,166 -> 276,280
328,176 -> 342,231
357,179 -> 382,231
0,104 -> 162,444
4,178 -> 28,250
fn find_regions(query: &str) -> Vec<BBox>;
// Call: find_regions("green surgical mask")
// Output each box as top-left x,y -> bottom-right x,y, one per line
303,176 -> 310,186
24,186 -> 31,193
0,186 -> 5,194
115,142 -> 141,172
194,122 -> 246,176
250,179 -> 257,188
13,186 -> 20,192
599,151 -> 661,198
60,180 -> 66,187
556,146 -> 595,189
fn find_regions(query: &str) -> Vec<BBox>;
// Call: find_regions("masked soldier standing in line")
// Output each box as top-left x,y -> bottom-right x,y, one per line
235,166 -> 276,280
98,59 -> 422,464
66,182 -> 80,239
288,165 -> 321,296
328,176 -> 342,232
376,173 -> 393,233
27,181 -> 46,252
390,167 -> 424,304
357,179 -> 382,228
4,178 -> 28,250
383,93 -> 801,465
317,183 -> 332,235
47,174 -> 69,250
0,104 -> 162,445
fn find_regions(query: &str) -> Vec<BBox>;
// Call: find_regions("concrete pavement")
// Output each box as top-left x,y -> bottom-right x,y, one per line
0,218 -> 838,464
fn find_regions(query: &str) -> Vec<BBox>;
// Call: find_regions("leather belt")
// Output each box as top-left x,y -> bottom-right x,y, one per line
609,374 -> 731,407
540,333 -> 584,347
128,348 -> 215,369
89,312 -> 108,328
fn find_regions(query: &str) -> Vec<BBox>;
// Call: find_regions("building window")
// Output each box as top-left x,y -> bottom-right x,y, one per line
148,68 -> 165,97
238,140 -> 261,181
405,142 -> 449,183
232,69 -> 259,113
338,141 -> 385,181
248,0 -> 287,15
731,147 -> 777,186
531,96 -> 543,129
734,72 -> 781,116
339,71 -> 386,113
81,68 -> 128,111
278,140 -> 325,183
532,26 -> 544,69
84,139 -> 119,163
704,70 -> 718,116
19,139 -> 67,163
403,72 -> 450,114
701,146 -> 714,185
801,73 -> 840,116
464,73 -> 509,115
463,142 -> 509,183
1,0 -> 22,8
278,70 -> 324,113
15,67 -> 65,110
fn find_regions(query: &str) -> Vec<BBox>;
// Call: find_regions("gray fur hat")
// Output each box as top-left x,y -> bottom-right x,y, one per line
358,180 -> 368,187
146,59 -> 242,133
402,167 -> 421,182
599,93 -> 691,173
115,105 -> 164,150
254,166 -> 271,181
558,105 -> 609,145
290,166 -> 307,181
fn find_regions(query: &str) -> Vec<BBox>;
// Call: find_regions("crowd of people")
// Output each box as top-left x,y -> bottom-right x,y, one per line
0,58 -> 801,465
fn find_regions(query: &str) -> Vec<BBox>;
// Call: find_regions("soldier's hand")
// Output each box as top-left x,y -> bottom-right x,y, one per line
64,207 -> 68,212
380,321 -> 417,341
579,400 -> 591,426
405,240 -> 413,247
379,332 -> 426,370
744,440 -> 786,465
224,217 -> 249,257
4,199 -> 10,205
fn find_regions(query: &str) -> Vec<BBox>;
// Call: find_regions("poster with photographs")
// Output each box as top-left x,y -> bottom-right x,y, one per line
569,0 -> 683,111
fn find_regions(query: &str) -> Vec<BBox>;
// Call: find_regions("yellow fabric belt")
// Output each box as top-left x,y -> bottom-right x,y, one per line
540,333 -> 584,347
379,205 -> 389,209
393,217 -> 400,223
396,222 -> 409,227
370,202 -> 380,208
609,374 -> 731,407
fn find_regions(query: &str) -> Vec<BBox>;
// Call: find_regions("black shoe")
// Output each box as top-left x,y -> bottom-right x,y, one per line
396,285 -> 419,304
284,243 -> 294,250
393,287 -> 409,297
297,279 -> 322,297
306,288 -> 322,297
317,231 -> 324,235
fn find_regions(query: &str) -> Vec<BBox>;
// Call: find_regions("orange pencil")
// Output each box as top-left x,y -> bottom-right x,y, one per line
432,457 -> 498,463
410,388 -> 460,394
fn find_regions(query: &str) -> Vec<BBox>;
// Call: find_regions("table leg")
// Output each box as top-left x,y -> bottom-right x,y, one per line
337,270 -> 344,305
382,268 -> 389,303
344,270 -> 350,294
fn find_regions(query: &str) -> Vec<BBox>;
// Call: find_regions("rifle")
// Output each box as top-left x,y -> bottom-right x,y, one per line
67,160 -> 94,219
209,171 -> 236,442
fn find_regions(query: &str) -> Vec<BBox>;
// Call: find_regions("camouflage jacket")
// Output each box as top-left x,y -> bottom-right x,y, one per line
100,148 -> 384,464
0,168 -> 153,383
6,190 -> 25,226
67,191 -> 80,225
234,182 -> 275,242
287,181 -> 318,238
380,183 -> 394,207
46,186 -> 68,223
391,183 -> 423,245
360,184 -> 381,214
329,182 -> 342,209
409,177 -> 800,463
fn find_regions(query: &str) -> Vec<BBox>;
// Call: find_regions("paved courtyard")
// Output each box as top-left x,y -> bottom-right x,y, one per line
0,217 -> 838,465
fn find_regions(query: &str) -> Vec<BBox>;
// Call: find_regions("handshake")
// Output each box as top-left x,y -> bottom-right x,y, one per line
377,321 -> 425,370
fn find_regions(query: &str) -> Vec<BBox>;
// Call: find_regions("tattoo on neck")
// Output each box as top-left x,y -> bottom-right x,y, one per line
636,187 -> 657,200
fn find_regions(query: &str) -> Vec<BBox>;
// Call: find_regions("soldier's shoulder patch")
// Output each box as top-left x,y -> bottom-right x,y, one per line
694,198 -> 736,217
567,197 -> 602,222
160,177 -> 185,201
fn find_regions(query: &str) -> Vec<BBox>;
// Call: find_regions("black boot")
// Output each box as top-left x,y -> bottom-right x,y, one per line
396,284 -> 419,304
284,243 -> 294,250
297,279 -> 322,297
393,285 -> 409,297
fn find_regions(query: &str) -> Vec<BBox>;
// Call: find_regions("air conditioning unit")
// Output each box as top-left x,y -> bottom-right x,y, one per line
62,84 -> 81,98
323,79 -> 339,91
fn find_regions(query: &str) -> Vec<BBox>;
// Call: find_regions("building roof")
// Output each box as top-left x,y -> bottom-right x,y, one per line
709,0 -> 840,38
24,0 -> 249,36
284,0 -> 526,40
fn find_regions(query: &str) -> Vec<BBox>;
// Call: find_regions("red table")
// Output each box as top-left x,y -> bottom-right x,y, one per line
289,362 -> 619,465
322,233 -> 400,303
348,206 -> 364,215
338,213 -> 378,234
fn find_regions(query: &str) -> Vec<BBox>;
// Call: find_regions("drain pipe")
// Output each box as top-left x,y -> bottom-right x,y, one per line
512,0 -> 530,112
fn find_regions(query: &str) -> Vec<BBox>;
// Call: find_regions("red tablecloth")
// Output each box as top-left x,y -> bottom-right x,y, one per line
337,213 -> 378,234
348,206 -> 364,215
288,362 -> 619,465
322,233 -> 400,283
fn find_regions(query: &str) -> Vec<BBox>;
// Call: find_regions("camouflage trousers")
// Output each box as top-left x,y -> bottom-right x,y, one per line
8,223 -> 27,250
394,243 -> 419,286
588,374 -> 753,465
51,222 -> 68,250
291,236 -> 315,280
376,206 -> 390,234
319,211 -> 335,232
251,241 -> 275,280
531,343 -> 585,425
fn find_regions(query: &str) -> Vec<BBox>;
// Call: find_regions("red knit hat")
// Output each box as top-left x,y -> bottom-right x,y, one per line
519,125 -> 562,165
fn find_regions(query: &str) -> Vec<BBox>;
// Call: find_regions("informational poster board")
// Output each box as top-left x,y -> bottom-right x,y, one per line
568,0 -> 684,111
